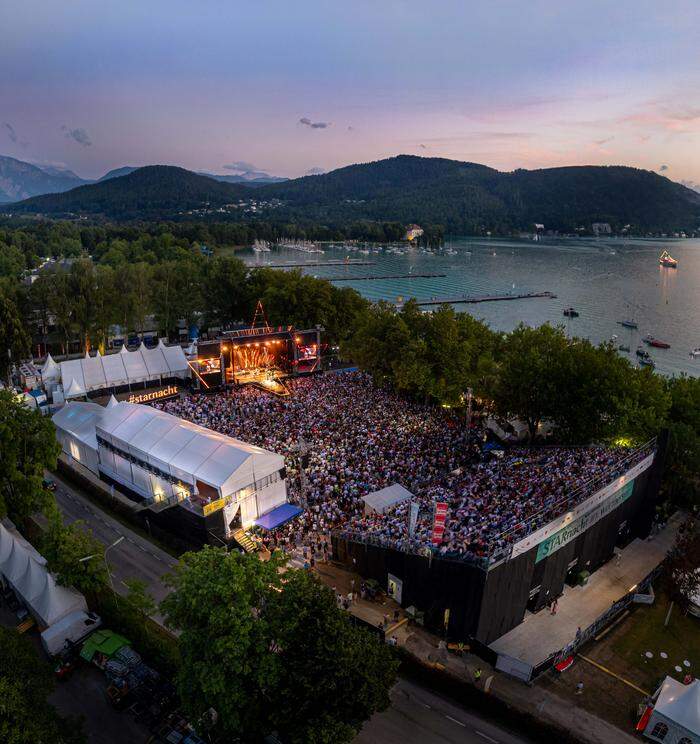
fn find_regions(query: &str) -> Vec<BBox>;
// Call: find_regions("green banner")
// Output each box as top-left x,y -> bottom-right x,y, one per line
535,481 -> 635,563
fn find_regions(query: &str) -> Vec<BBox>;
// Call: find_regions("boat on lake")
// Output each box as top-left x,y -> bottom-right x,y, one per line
636,347 -> 651,359
691,348 -> 700,358
643,335 -> 671,349
659,249 -> 678,268
563,307 -> 579,317
617,320 -> 638,329
640,357 -> 655,368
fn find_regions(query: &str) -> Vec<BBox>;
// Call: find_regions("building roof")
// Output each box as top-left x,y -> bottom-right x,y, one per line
654,677 -> 700,735
362,483 -> 413,514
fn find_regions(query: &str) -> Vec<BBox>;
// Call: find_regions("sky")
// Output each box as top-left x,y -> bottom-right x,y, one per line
1,0 -> 699,187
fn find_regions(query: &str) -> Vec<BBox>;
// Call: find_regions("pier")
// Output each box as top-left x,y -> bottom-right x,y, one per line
396,291 -> 557,307
248,259 -> 375,268
326,272 -> 447,282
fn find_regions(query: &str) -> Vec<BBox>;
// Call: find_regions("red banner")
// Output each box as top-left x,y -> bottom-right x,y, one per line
431,502 -> 448,545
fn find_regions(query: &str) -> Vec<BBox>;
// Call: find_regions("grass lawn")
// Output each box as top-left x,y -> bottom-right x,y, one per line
612,594 -> 699,692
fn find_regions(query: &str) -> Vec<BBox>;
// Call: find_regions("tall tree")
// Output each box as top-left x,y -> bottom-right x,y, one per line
161,547 -> 397,742
0,627 -> 85,744
0,390 -> 59,521
0,293 -> 30,380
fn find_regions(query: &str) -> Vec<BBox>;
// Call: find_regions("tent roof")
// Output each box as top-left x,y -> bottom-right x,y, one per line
362,483 -> 414,514
96,402 -> 283,491
65,378 -> 85,398
80,629 -> 130,662
41,353 -> 60,381
655,677 -> 700,735
52,402 -> 104,449
106,394 -> 119,408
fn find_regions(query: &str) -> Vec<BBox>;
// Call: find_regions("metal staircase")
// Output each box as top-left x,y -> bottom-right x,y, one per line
233,528 -> 257,553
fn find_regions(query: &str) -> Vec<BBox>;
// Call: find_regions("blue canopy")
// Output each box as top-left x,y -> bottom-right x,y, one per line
255,503 -> 303,530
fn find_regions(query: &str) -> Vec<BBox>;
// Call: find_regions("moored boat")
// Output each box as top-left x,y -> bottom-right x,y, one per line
643,334 -> 671,349
659,249 -> 678,268
563,307 -> 579,317
640,357 -> 655,368
617,319 -> 638,329
636,347 -> 651,359
691,348 -> 700,358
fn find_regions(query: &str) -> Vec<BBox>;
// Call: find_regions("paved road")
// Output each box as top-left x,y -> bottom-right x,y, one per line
49,471 -> 178,618
355,678 -> 532,744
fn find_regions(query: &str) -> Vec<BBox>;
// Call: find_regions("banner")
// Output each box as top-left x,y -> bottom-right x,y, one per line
407,501 -> 419,537
509,451 -> 654,560
431,502 -> 448,545
535,481 -> 634,563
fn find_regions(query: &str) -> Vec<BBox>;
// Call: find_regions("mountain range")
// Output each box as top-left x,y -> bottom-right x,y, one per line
5,155 -> 700,233
0,155 -> 286,202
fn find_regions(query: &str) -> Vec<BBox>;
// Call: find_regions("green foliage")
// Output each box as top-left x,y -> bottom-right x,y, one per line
663,519 -> 700,612
0,389 -> 59,521
663,375 -> 700,509
39,507 -> 109,595
0,626 -> 86,744
9,156 -> 699,232
123,578 -> 157,619
161,547 -> 397,742
0,292 -> 30,378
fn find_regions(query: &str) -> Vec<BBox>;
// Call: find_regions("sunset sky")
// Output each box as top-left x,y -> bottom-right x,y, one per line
2,0 -> 699,187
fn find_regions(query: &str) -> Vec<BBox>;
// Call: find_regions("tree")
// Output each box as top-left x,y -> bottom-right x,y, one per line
492,324 -> 568,440
40,507 -> 108,595
161,547 -> 285,738
0,626 -> 86,744
201,255 -> 248,327
123,578 -> 157,619
663,519 -> 700,617
0,390 -> 60,521
268,570 -> 398,744
161,548 -> 397,742
0,292 -> 30,380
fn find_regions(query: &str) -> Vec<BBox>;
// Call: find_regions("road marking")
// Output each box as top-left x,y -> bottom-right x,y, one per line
474,731 -> 499,743
444,715 -> 466,727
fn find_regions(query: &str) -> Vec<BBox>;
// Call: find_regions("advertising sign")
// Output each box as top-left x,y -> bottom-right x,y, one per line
407,501 -> 419,537
431,502 -> 448,545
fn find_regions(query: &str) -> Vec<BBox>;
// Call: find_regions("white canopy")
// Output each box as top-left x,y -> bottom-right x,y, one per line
0,522 -> 87,627
363,483 -> 414,515
57,343 -> 190,393
652,677 -> 700,737
106,394 -> 119,408
41,353 -> 60,382
65,377 -> 86,398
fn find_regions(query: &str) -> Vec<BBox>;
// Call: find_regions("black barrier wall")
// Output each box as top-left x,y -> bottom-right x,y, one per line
333,437 -> 666,645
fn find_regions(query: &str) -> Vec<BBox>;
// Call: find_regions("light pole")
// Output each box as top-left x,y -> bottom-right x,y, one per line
79,535 -> 125,603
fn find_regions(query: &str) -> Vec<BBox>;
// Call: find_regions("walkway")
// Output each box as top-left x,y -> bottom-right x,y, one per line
489,514 -> 681,665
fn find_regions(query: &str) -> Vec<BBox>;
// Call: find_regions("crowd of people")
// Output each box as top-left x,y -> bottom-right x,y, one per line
155,371 -> 650,565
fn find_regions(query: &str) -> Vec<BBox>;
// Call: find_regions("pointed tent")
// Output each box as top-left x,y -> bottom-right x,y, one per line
31,573 -> 87,627
4,539 -> 32,585
647,677 -> 700,741
41,353 -> 60,382
16,554 -> 49,605
85,351 -> 91,359
65,378 -> 85,399
106,395 -> 119,408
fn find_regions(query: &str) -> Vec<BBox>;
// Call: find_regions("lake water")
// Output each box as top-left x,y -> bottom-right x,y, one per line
244,237 -> 700,378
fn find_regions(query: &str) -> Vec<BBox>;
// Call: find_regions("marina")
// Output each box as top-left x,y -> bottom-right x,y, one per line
244,237 -> 700,377
396,291 -> 557,307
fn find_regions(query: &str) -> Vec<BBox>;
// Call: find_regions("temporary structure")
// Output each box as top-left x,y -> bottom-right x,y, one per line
363,483 -> 414,515
0,522 -> 87,628
65,378 -> 86,399
40,353 -> 61,383
57,343 -> 190,395
645,677 -> 700,743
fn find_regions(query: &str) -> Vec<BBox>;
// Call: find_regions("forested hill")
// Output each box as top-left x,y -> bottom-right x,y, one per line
10,166 -> 250,219
261,156 -> 700,233
9,155 -> 700,233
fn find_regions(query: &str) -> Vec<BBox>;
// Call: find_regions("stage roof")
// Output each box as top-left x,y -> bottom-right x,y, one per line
653,677 -> 700,736
362,483 -> 413,514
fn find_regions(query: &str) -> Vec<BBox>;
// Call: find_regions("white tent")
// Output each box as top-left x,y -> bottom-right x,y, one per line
646,677 -> 700,743
106,394 -> 119,408
65,377 -> 86,399
41,353 -> 60,383
363,483 -> 414,515
0,522 -> 87,628
56,343 -> 190,394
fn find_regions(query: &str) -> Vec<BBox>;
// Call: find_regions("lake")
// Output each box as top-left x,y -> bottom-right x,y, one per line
244,237 -> 700,378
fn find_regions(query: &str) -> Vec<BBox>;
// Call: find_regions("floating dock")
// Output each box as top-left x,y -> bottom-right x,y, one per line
396,291 -> 557,307
248,259 -> 375,268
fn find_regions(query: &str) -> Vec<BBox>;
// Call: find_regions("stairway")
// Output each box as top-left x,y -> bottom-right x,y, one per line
233,528 -> 257,553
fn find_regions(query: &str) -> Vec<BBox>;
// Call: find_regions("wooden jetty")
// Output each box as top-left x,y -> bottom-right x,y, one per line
249,259 -> 375,269
396,291 -> 557,307
326,272 -> 447,282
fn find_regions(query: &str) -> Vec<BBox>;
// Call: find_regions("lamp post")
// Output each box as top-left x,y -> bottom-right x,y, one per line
79,535 -> 125,603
